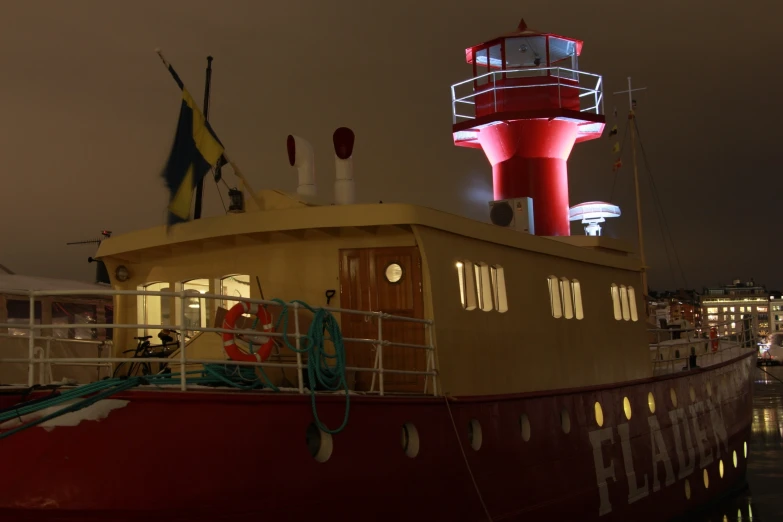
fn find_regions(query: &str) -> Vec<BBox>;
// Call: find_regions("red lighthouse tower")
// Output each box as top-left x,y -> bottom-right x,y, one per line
451,18 -> 605,236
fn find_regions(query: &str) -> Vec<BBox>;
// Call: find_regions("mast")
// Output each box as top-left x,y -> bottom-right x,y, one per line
193,56 -> 214,221
614,77 -> 648,295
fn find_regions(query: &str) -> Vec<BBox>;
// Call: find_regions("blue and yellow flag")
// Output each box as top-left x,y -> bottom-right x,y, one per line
160,59 -> 225,226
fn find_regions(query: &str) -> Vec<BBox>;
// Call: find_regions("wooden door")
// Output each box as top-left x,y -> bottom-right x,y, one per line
339,246 -> 426,393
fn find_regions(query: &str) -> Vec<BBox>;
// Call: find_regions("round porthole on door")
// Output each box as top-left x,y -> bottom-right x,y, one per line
384,262 -> 404,284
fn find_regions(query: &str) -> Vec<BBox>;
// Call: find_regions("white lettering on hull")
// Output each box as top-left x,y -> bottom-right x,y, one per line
587,365 -> 740,516
589,427 -> 616,516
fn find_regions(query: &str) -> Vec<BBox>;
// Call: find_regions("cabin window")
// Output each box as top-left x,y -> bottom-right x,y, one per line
138,282 -> 170,339
560,278 -> 574,319
219,274 -> 251,310
548,275 -> 562,318
610,284 -> 622,320
5,299 -> 42,337
52,302 -> 98,340
627,286 -> 638,322
490,265 -> 508,313
571,280 -> 584,320
456,261 -> 477,311
182,279 -> 209,337
474,262 -> 493,312
619,285 -> 630,321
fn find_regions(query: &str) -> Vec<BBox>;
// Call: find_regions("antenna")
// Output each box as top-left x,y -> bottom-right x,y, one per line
613,77 -> 648,295
66,230 -> 112,247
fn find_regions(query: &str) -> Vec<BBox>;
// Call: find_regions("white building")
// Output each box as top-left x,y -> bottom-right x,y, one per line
701,279 -> 770,339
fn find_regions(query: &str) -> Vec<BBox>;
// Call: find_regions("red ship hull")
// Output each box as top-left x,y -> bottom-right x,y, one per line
0,351 -> 753,522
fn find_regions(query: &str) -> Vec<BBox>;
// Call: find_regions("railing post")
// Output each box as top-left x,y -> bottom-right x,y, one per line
179,291 -> 187,391
27,290 -> 35,387
377,312 -> 384,397
294,301 -> 304,394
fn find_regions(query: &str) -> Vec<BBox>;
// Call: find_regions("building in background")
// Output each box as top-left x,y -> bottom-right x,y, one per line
701,279 -> 769,340
770,291 -> 783,335
647,289 -> 701,328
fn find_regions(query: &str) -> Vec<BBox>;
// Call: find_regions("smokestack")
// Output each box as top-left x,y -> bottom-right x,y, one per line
286,135 -> 316,197
333,127 -> 355,205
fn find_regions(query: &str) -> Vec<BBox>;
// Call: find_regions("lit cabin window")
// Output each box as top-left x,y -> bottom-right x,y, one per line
138,282 -> 171,338
619,285 -> 630,321
627,286 -> 638,322
182,278 -> 210,337
560,278 -> 574,319
610,284 -> 622,320
457,261 -> 477,311
474,262 -> 493,312
490,265 -> 508,313
548,276 -> 562,319
219,274 -> 251,310
571,280 -> 584,320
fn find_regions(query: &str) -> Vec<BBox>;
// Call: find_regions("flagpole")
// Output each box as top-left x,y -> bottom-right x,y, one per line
613,77 -> 648,296
193,56 -> 213,221
155,49 -> 263,211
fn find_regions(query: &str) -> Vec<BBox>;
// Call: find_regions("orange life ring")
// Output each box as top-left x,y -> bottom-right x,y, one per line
222,302 -> 274,362
709,328 -> 718,352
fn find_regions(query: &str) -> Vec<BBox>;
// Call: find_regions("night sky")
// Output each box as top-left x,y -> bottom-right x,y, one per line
1,1 -> 779,291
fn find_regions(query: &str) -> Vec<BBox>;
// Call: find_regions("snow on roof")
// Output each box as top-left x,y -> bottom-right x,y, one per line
0,274 -> 110,294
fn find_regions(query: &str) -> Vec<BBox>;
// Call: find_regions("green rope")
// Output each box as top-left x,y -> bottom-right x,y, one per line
270,298 -> 350,434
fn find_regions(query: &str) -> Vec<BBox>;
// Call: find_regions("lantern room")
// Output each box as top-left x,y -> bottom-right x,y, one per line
466,20 -> 584,116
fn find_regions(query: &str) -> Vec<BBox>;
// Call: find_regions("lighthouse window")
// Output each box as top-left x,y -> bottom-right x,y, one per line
182,278 -> 210,338
627,286 -> 638,322
219,274 -> 251,311
456,261 -> 477,311
548,275 -> 562,318
490,265 -> 508,313
474,263 -> 493,312
610,284 -> 622,320
571,280 -> 584,320
619,285 -> 630,321
560,278 -> 574,319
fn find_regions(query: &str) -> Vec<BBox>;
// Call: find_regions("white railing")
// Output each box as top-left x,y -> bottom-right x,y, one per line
0,289 -> 438,397
648,318 -> 758,376
450,67 -> 604,124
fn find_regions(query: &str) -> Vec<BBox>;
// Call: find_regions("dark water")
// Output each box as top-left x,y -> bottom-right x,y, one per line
692,365 -> 783,522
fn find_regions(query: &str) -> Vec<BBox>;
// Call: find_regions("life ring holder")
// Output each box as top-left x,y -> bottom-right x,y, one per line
222,301 -> 275,362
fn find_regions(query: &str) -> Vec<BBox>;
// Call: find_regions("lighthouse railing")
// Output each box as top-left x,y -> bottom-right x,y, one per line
451,67 -> 603,124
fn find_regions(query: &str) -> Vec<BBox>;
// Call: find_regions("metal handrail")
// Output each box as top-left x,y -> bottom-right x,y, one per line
450,67 -> 604,124
0,289 -> 439,397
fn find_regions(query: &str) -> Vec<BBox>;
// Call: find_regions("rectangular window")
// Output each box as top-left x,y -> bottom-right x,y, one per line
611,284 -> 622,320
474,263 -> 493,312
457,261 -> 477,311
490,265 -> 508,313
560,278 -> 574,319
619,285 -> 630,321
571,280 -> 584,320
138,282 -> 170,339
548,276 -> 562,318
628,286 -> 638,322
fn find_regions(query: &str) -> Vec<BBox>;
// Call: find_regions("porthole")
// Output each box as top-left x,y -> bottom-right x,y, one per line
561,408 -> 571,434
648,392 -> 656,414
305,423 -> 333,463
520,414 -> 531,442
594,402 -> 604,427
703,468 -> 709,489
623,397 -> 632,420
468,419 -> 482,451
685,479 -> 691,499
719,459 -> 724,478
690,386 -> 696,403
670,388 -> 678,407
733,450 -> 738,468
384,262 -> 404,284
401,423 -> 420,458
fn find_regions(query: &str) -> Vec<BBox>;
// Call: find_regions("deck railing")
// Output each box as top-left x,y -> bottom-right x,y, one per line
648,318 -> 758,376
0,289 -> 438,397
450,67 -> 604,124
